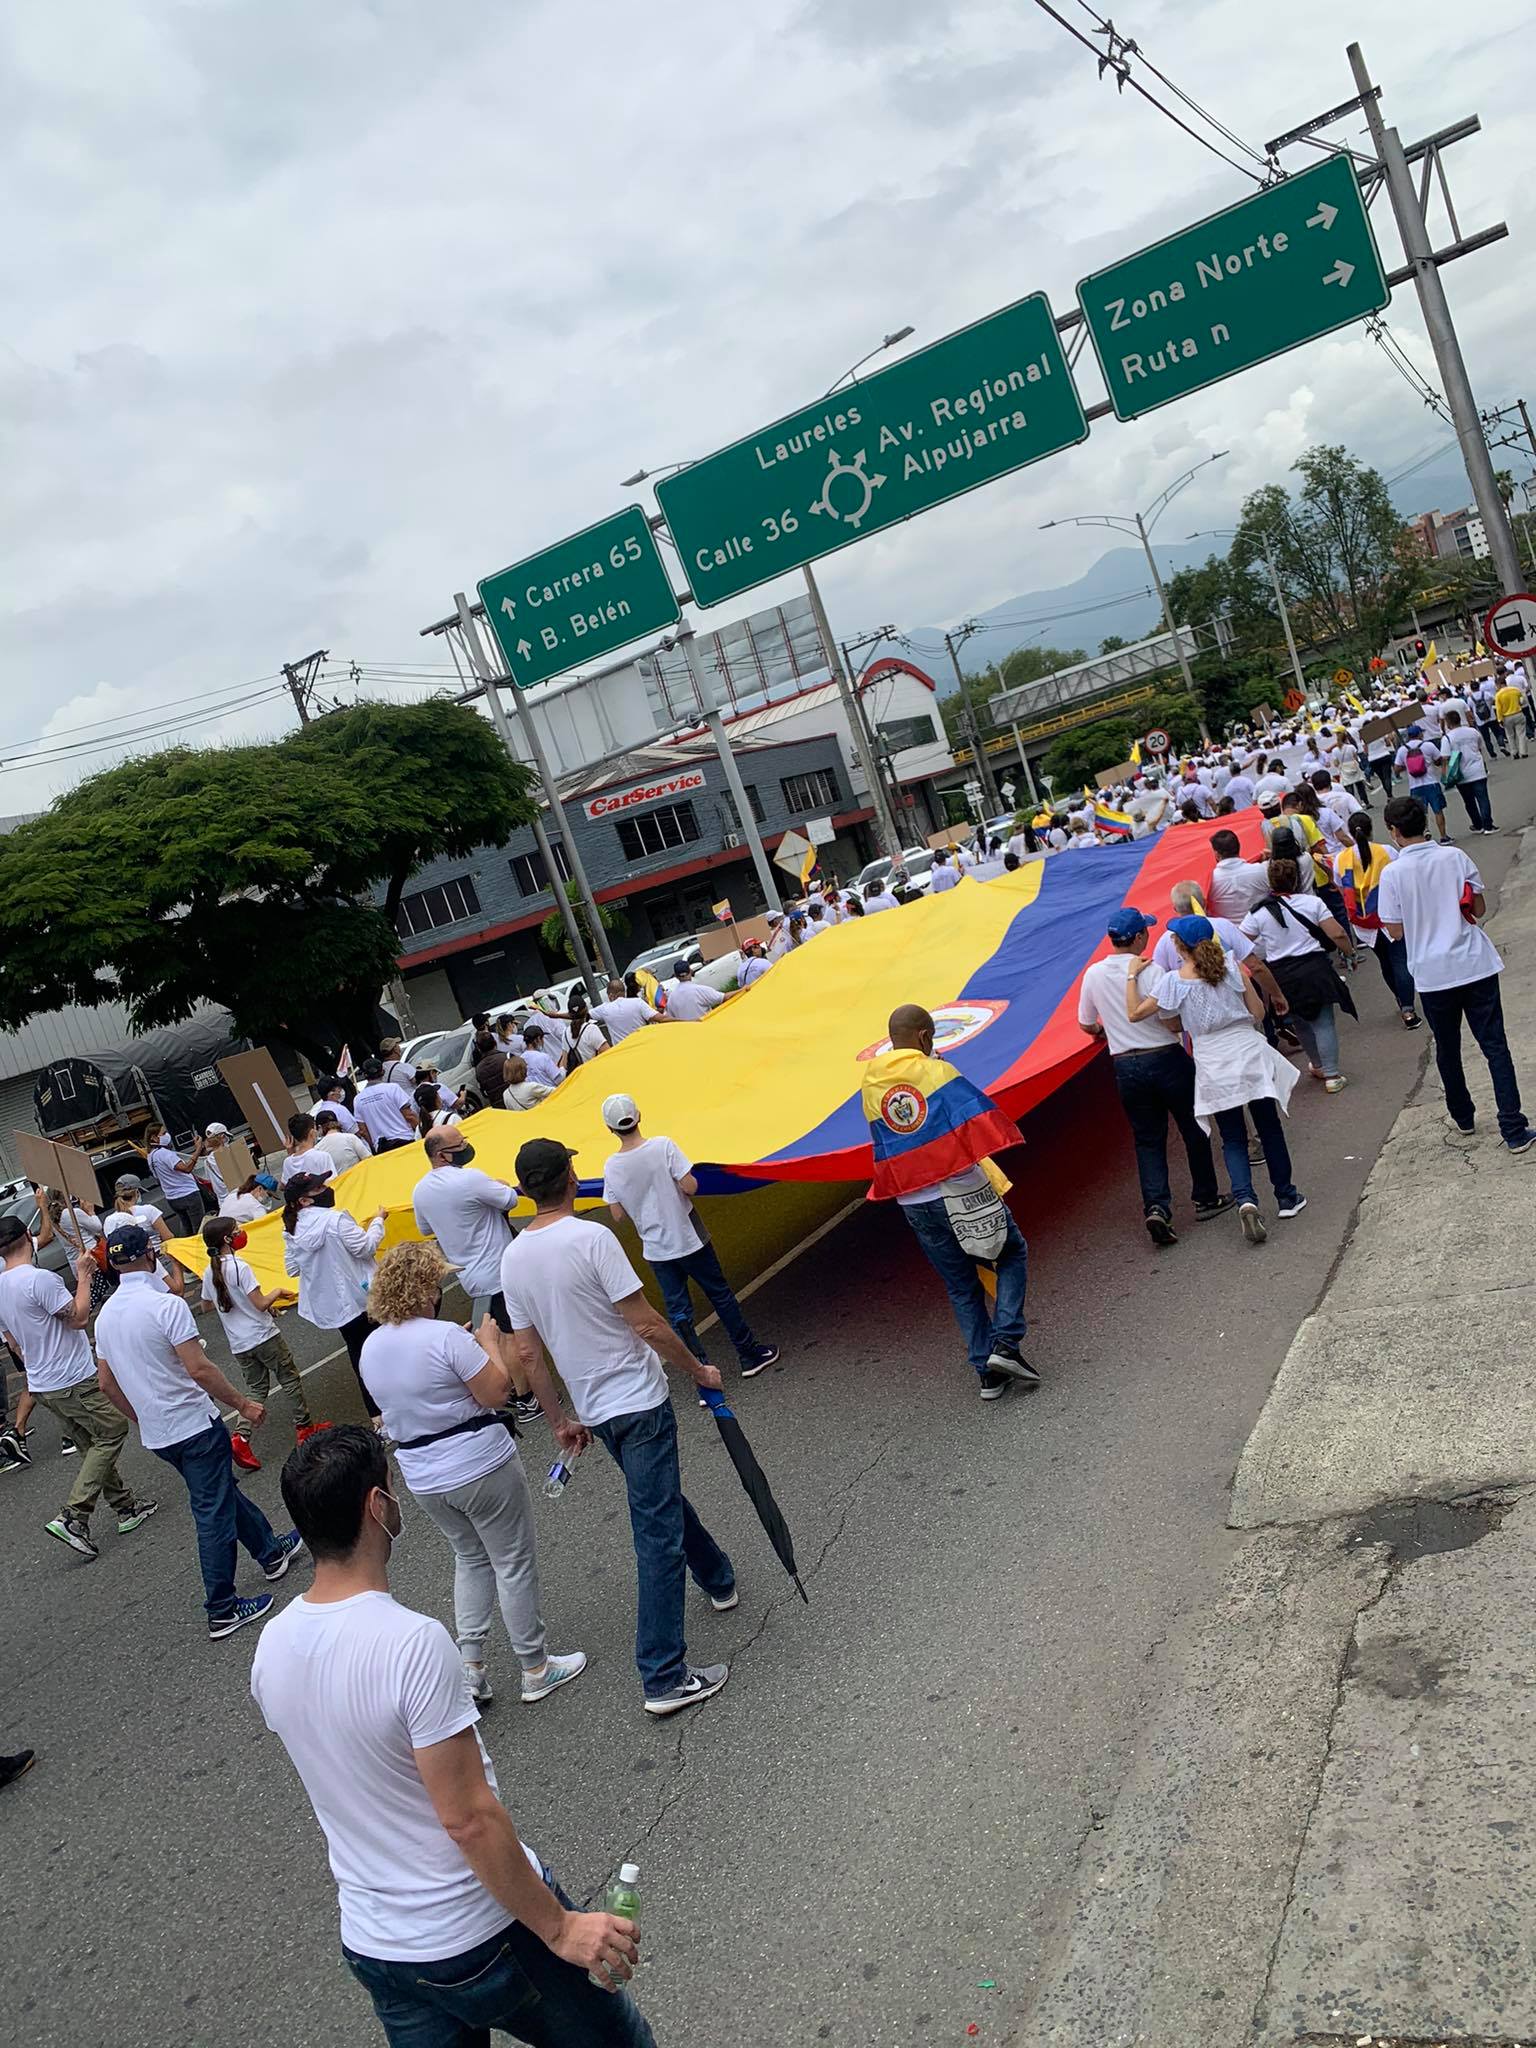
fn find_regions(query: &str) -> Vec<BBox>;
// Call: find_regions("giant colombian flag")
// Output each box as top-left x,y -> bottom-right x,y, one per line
168,818 -> 1262,1288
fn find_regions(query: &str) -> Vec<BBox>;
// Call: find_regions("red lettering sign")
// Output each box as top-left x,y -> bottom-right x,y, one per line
583,769 -> 707,821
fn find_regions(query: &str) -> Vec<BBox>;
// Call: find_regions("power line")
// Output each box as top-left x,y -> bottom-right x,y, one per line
1066,0 -> 1272,172
0,672 -> 285,757
0,684 -> 294,776
1029,0 -> 1267,184
1364,315 -> 1449,422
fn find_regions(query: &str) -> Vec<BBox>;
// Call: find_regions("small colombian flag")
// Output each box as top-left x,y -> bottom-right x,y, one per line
800,844 -> 818,886
1093,800 -> 1134,840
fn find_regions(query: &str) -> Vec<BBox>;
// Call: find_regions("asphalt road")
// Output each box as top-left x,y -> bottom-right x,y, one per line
3,763 -> 1533,2048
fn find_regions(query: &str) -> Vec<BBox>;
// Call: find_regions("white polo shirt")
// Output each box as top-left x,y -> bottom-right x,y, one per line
1377,841 -> 1501,993
928,863 -> 961,892
664,980 -> 723,1022
592,996 -> 657,1042
149,1144 -> 201,1202
1077,954 -> 1183,1055
94,1271 -> 218,1450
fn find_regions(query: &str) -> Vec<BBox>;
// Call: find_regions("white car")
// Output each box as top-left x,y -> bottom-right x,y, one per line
401,1023 -> 482,1109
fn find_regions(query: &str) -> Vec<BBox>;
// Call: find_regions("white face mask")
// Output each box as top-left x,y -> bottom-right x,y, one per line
372,1489 -> 404,1552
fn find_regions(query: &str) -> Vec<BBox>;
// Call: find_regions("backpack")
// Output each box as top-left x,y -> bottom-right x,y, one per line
1404,747 -> 1427,779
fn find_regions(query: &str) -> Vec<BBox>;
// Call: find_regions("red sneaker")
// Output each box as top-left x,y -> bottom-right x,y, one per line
294,1421 -> 334,1445
229,1432 -> 261,1473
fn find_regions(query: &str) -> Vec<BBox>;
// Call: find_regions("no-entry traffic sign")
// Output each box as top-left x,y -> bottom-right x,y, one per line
1484,593 -> 1536,659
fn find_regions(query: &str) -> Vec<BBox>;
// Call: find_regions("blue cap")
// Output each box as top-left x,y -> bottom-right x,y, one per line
1106,906 -> 1157,942
1168,913 -> 1215,948
254,1172 -> 278,1193
1406,723 -> 1423,738
105,1223 -> 154,1267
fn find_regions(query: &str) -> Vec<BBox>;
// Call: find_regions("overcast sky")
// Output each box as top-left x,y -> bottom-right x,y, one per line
3,0 -> 1530,812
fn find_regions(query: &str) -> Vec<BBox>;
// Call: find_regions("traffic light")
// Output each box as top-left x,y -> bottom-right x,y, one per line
1414,638 -> 1427,658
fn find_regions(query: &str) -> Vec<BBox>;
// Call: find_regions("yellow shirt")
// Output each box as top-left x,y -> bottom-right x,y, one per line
1495,683 -> 1524,721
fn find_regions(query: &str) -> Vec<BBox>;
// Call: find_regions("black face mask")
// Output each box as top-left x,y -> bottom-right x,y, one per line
447,1144 -> 475,1168
312,1189 -> 336,1209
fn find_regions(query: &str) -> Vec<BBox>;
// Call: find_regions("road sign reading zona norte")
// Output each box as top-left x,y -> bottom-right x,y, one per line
1077,156 -> 1390,422
1484,594 -> 1536,659
478,506 -> 680,690
656,294 -> 1087,609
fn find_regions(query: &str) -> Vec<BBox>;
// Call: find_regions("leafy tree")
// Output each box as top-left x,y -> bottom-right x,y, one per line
940,645 -> 1086,747
539,878 -> 628,964
1039,687 -> 1204,791
0,699 -> 536,1061
1098,635 -> 1128,655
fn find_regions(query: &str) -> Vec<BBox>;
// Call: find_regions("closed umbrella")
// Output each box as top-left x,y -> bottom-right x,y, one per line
701,1390 -> 808,1602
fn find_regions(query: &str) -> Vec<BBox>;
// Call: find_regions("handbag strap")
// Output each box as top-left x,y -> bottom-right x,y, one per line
391,1410 -> 518,1453
1256,895 -> 1338,956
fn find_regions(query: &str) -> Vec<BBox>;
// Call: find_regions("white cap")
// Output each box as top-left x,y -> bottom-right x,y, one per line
602,1092 -> 640,1133
205,1122 -> 229,1137
618,1862 -> 640,1884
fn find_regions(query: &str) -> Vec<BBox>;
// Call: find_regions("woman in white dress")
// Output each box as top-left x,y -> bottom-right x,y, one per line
1126,913 -> 1304,1246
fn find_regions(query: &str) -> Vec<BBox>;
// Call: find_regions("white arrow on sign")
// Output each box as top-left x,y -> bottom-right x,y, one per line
1306,200 -> 1338,232
500,596 -> 517,621
1322,259 -> 1355,288
516,637 -> 532,661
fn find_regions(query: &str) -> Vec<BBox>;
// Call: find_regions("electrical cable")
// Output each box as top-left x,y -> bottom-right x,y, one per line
1066,0 -> 1272,171
0,684 -> 294,775
0,672 -> 286,757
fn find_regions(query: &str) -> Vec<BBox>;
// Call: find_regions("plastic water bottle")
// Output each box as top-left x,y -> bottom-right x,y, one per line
589,1862 -> 641,1987
543,1458 -> 574,1501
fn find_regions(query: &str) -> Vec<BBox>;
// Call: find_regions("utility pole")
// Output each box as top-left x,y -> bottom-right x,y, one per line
676,629 -> 783,915
451,595 -> 609,993
1258,542 -> 1308,702
1135,516 -> 1209,744
800,563 -> 900,856
942,629 -> 1002,811
282,650 -> 328,726
1349,45 -> 1524,605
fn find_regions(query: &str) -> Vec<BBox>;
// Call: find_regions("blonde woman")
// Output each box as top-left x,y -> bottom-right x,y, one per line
360,1242 -> 585,1708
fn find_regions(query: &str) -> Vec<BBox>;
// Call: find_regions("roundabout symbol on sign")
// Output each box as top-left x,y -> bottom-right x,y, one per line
808,448 -> 887,531
1484,594 -> 1536,660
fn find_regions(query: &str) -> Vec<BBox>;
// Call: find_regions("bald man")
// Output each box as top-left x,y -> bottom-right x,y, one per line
881,1006 -> 1037,1401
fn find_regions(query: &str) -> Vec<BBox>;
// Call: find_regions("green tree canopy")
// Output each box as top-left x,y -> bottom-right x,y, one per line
0,699 -> 535,1060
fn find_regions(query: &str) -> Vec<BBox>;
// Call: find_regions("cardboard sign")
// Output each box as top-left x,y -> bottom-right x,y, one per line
806,816 -> 836,846
1095,760 -> 1140,790
10,1133 -> 104,1209
697,914 -> 773,964
1250,703 -> 1275,729
206,1136 -> 256,1189
217,1049 -> 299,1156
1359,715 -> 1399,749
926,823 -> 975,851
1425,658 -> 1495,689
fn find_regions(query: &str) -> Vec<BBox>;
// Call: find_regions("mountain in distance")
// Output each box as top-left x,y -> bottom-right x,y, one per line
912,449 -> 1480,687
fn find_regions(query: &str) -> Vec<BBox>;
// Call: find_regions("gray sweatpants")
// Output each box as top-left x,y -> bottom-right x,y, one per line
413,1451 -> 547,1672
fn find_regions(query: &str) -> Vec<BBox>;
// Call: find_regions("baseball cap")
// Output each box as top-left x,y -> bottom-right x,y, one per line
284,1172 -> 331,1203
1258,790 -> 1283,812
204,1122 -> 229,1137
253,1172 -> 278,1193
515,1138 -> 578,1199
106,1224 -> 154,1267
672,958 -> 693,978
602,1093 -> 640,1133
1168,913 -> 1215,948
1106,907 -> 1157,942
0,1214 -> 30,1255
1406,723 -> 1424,738
114,1171 -> 144,1192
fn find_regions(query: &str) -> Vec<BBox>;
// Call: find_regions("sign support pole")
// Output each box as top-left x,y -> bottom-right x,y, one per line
1136,514 -> 1211,745
678,631 -> 783,917
1261,539 -> 1310,703
1008,721 -> 1040,807
452,595 -> 612,991
802,566 -> 899,857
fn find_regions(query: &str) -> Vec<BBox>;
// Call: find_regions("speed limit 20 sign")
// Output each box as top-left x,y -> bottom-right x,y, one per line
1144,727 -> 1171,754
1484,594 -> 1536,661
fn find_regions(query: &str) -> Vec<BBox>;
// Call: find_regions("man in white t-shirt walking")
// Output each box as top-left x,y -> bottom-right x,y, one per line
592,978 -> 660,1043
600,1094 -> 778,1384
661,961 -> 723,1022
252,1426 -> 652,2048
928,849 -> 960,892
412,1125 -> 540,1424
500,1138 -> 735,1717
1379,795 -> 1533,1151
0,1215 -> 157,1558
94,1226 -> 306,1637
353,1057 -> 420,1154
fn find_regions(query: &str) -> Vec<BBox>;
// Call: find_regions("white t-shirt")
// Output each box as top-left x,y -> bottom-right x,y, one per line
201,1149 -> 231,1202
1395,737 -> 1443,782
1377,841 -> 1501,993
149,1143 -> 200,1201
499,1217 -> 666,1427
219,1190 -> 269,1224
502,1078 -> 553,1111
928,863 -> 960,892
1253,772 -> 1290,803
0,1263 -> 94,1394
1224,774 -> 1256,809
354,1082 -> 417,1144
94,1272 -> 217,1450
737,955 -> 773,985
1206,857 -> 1271,922
200,1254 -> 278,1355
592,997 -> 657,1043
1177,782 -> 1215,817
317,1129 -> 371,1174
664,981 -> 723,1021
251,1592 -> 538,1963
1077,954 -> 1182,1056
282,1147 -> 337,1185
1441,723 -> 1489,782
520,1047 -> 563,1088
360,1319 -> 516,1494
102,1202 -> 164,1242
1240,894 -> 1334,962
319,1098 -> 360,1133
602,1138 -> 703,1262
532,1014 -> 572,1061
412,1165 -> 516,1300
572,1021 -> 607,1063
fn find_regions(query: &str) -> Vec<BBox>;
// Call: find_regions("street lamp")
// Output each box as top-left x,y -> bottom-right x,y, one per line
1187,526 -> 1308,705
824,326 -> 915,396
1041,450 -> 1229,742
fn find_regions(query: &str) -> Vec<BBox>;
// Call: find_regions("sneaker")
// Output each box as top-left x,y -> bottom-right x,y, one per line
1447,1113 -> 1476,1136
229,1432 -> 261,1473
740,1345 -> 779,1378
1239,1202 -> 1268,1246
1323,1075 -> 1348,1095
463,1661 -> 493,1703
60,1441 -> 79,1456
0,1750 -> 37,1790
986,1344 -> 1041,1387
643,1663 -> 729,1717
1194,1194 -> 1236,1221
208,1593 -> 275,1640
116,1499 -> 159,1534
1506,1131 -> 1536,1155
44,1512 -> 98,1559
1402,1012 -> 1422,1030
521,1650 -> 587,1703
1144,1208 -> 1177,1247
262,1530 -> 308,1581
978,1370 -> 1010,1401
0,1427 -> 28,1467
0,1445 -> 20,1476
512,1395 -> 543,1424
1276,1194 -> 1308,1220
294,1421 -> 334,1444
710,1586 -> 740,1612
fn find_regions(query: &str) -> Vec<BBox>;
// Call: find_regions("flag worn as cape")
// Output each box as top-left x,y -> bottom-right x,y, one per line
860,1046 -> 1022,1201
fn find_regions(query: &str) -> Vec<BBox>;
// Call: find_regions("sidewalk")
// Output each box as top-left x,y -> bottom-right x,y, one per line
1029,827 -> 1536,2048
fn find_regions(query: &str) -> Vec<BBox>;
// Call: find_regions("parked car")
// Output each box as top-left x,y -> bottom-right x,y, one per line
889,849 -> 938,896
0,1191 -> 72,1278
401,1023 -> 483,1110
625,936 -> 705,982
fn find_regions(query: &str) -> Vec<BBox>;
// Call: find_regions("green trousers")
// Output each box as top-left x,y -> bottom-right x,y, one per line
38,1378 -> 135,1521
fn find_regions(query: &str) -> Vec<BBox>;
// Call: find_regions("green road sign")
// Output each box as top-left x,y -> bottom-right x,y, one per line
478,507 -> 679,689
1077,156 -> 1390,422
656,294 -> 1087,608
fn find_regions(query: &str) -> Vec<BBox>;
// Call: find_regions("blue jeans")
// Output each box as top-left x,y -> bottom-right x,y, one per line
1292,1004 -> 1340,1076
901,1197 -> 1028,1378
592,1398 -> 734,1698
1458,777 -> 1495,830
1214,1099 -> 1298,1208
152,1418 -> 283,1620
651,1240 -> 762,1367
1372,934 -> 1416,1013
1419,973 -> 1529,1143
343,1876 -> 656,2048
1111,1045 -> 1220,1216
